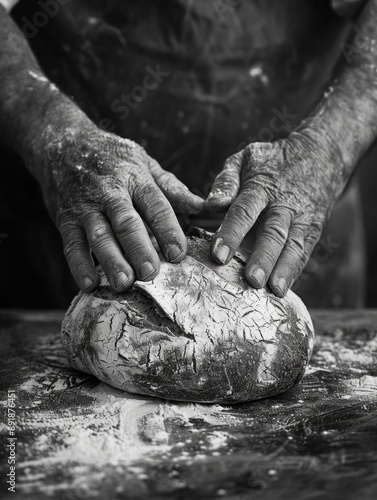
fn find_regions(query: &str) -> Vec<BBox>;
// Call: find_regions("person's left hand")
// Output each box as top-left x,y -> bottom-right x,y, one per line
205,132 -> 347,297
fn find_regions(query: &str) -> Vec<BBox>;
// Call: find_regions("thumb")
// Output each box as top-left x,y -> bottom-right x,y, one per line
148,159 -> 204,214
205,152 -> 242,213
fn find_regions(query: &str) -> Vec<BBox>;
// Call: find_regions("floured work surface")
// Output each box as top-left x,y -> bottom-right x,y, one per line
0,310 -> 377,500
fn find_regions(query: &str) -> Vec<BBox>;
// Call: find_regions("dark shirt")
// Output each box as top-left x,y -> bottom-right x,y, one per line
0,0 -> 366,308
14,0 -> 349,191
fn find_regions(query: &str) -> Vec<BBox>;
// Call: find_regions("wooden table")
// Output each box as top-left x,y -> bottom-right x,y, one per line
1,309 -> 377,500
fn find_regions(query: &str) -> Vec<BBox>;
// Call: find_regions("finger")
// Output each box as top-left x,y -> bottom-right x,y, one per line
211,185 -> 268,265
103,195 -> 160,281
268,224 -> 321,297
133,181 -> 187,263
148,159 -> 204,214
60,218 -> 100,292
245,207 -> 292,288
206,152 -> 243,213
81,209 -> 135,292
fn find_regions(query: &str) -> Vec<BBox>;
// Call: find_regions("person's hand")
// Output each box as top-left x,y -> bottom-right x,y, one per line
205,132 -> 347,297
29,120 -> 204,293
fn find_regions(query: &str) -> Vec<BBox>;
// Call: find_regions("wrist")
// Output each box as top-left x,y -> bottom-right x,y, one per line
286,123 -> 351,200
294,105 -> 354,171
296,71 -> 377,181
15,71 -> 94,181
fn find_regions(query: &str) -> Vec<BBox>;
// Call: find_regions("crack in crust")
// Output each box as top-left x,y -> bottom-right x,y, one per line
61,231 -> 315,403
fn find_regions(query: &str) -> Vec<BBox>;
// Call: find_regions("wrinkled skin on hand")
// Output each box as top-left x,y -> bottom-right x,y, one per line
206,132 -> 347,297
30,121 -> 204,293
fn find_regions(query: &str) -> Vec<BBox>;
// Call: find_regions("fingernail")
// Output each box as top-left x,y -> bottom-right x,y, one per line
275,278 -> 287,296
250,268 -> 265,288
82,276 -> 93,291
114,271 -> 129,290
168,245 -> 184,262
138,262 -> 156,280
215,245 -> 230,264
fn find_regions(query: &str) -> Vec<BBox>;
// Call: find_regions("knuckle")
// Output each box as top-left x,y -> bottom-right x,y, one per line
288,235 -> 305,253
290,254 -> 310,281
266,206 -> 292,222
276,246 -> 305,277
244,176 -> 277,201
134,181 -> 158,202
229,189 -> 264,221
306,230 -> 321,248
310,221 -> 324,238
152,164 -> 173,182
88,223 -> 110,247
232,202 -> 254,226
223,211 -> 251,239
166,171 -> 180,184
224,152 -> 243,170
283,242 -> 303,264
246,141 -> 273,158
148,196 -> 170,217
112,211 -> 141,239
63,238 -> 85,260
262,223 -> 289,244
102,192 -> 128,212
300,251 -> 311,268
242,183 -> 267,201
150,208 -> 171,226
160,170 -> 176,185
214,170 -> 229,183
56,210 -> 75,232
213,171 -> 239,191
80,203 -> 102,223
157,173 -> 190,199
284,222 -> 306,255
59,221 -> 76,239
290,247 -> 310,273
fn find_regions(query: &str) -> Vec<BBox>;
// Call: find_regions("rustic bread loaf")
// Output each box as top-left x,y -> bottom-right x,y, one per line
61,228 -> 314,403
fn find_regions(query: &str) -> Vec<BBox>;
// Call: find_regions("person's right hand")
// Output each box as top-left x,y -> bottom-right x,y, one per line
28,119 -> 204,293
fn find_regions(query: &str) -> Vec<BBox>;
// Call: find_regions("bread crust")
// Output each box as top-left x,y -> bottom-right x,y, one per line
62,229 -> 314,403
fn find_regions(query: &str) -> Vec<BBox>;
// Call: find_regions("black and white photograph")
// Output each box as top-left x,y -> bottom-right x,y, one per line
1,0 -> 377,498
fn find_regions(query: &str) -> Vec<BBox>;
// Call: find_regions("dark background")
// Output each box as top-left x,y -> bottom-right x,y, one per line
359,141 -> 377,307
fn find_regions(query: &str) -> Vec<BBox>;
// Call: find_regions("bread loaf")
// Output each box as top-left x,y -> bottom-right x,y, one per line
61,228 -> 314,403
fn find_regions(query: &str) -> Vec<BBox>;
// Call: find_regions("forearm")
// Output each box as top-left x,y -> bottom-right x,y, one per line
298,0 -> 377,183
0,6 -> 90,180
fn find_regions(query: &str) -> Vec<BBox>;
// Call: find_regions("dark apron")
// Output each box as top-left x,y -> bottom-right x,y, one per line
0,0 -> 365,307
